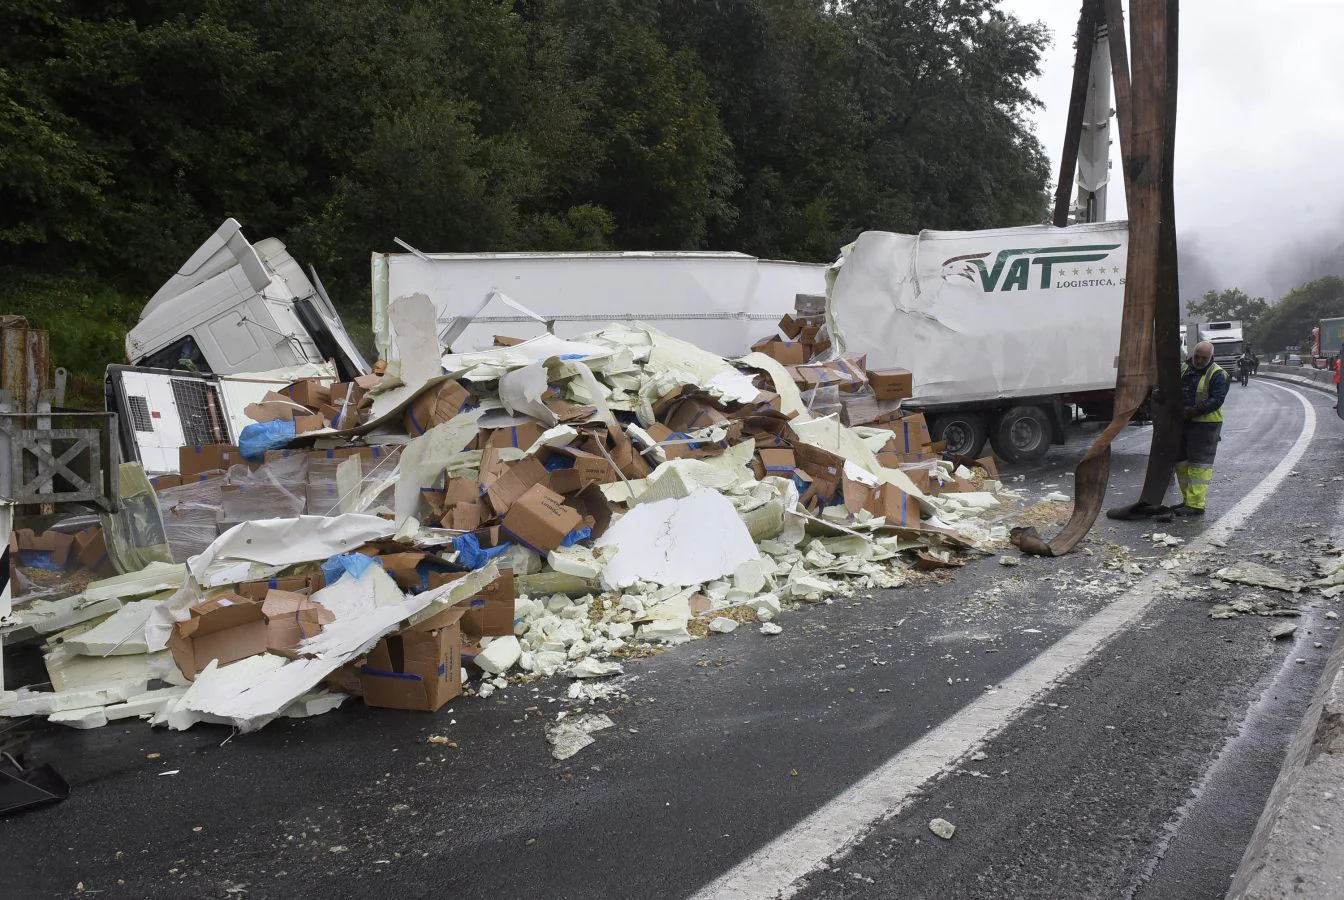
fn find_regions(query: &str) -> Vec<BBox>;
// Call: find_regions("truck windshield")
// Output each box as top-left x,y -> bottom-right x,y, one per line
139,336 -> 211,373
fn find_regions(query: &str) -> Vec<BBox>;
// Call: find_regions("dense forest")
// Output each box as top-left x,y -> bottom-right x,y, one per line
1,0 -> 1054,378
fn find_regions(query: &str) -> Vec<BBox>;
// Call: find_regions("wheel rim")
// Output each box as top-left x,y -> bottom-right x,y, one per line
943,422 -> 974,455
1009,417 -> 1044,452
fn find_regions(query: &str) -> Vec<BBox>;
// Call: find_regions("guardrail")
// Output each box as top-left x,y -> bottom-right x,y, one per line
1262,363 -> 1334,385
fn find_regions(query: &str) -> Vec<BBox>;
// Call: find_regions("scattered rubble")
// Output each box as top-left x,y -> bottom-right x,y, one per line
1212,561 -> 1305,593
3,297 -> 1033,757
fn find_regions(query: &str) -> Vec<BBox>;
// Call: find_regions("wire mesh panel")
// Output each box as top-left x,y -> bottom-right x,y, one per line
169,378 -> 228,446
126,395 -> 154,432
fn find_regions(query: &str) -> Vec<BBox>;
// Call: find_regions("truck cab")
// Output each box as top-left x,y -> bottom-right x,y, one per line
124,219 -> 369,381
1199,320 -> 1244,367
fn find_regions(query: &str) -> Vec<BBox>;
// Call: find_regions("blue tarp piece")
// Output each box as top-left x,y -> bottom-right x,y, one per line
239,420 -> 297,461
321,552 -> 382,585
453,532 -> 512,570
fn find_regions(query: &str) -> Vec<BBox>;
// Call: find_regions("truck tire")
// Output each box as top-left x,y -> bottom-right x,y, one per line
930,412 -> 987,458
990,405 -> 1052,464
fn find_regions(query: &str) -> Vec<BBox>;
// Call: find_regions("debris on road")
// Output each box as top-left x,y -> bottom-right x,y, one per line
1269,623 -> 1298,640
929,818 -> 956,839
1211,561 -> 1305,593
547,713 -> 614,760
3,286 -> 1032,751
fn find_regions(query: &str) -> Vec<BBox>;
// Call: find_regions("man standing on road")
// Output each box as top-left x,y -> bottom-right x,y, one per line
1172,340 -> 1228,517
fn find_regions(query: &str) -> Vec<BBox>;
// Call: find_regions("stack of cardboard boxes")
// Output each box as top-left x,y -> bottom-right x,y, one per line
244,374 -> 381,435
747,293 -> 917,426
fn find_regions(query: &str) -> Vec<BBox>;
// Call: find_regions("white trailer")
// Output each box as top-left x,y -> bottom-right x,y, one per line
370,249 -> 829,361
828,221 -> 1130,461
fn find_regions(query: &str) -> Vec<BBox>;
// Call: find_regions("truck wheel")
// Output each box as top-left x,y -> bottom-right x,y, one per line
990,405 -> 1051,464
930,412 -> 987,458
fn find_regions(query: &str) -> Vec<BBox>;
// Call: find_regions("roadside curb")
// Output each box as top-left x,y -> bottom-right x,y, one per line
1256,370 -> 1336,397
1226,606 -> 1344,898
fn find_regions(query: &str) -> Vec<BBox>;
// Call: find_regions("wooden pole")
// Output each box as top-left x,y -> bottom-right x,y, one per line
1014,0 -> 1175,555
1137,0 -> 1183,508
1052,0 -> 1103,227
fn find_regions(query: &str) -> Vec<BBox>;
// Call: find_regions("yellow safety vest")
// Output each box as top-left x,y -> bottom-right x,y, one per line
1181,361 -> 1226,423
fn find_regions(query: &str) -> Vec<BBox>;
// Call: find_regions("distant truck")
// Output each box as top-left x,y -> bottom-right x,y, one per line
125,219 -> 369,381
828,221 -> 1130,463
1194,320 -> 1244,366
1320,317 -> 1344,359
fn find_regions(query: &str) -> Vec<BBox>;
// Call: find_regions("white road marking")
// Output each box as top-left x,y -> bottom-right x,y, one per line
692,383 -> 1318,900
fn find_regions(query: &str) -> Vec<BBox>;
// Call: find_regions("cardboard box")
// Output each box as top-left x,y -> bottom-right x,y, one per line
501,483 -> 584,553
485,457 -> 550,516
795,292 -> 826,316
975,456 -> 1000,479
752,448 -> 797,480
751,337 -> 809,366
777,314 -> 805,339
887,413 -> 932,455
663,397 -> 729,434
169,593 -> 269,679
376,551 -> 429,591
479,422 -> 546,451
294,414 -> 328,434
793,444 -> 847,510
841,472 -> 876,514
262,590 -> 334,653
875,449 -> 904,470
237,572 -> 324,601
601,425 -> 651,479
151,473 -> 184,490
445,501 -> 484,531
867,368 -> 914,402
865,484 -> 921,527
328,382 -> 367,409
14,529 -> 76,569
72,526 -> 110,574
359,605 -> 467,712
902,466 -> 935,496
404,380 -> 471,436
494,334 -> 527,347
179,443 -> 242,477
280,378 -> 331,409
244,391 -> 307,423
430,569 -> 516,637
547,448 -> 619,494
840,394 -> 905,427
568,484 -> 612,540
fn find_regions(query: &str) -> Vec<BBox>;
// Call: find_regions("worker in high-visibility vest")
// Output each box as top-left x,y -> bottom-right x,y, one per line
1173,340 -> 1228,516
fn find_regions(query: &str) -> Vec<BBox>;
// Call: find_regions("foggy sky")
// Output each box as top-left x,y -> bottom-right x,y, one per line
1000,0 -> 1344,302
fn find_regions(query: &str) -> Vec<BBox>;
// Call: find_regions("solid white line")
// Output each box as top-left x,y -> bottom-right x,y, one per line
692,384 -> 1318,900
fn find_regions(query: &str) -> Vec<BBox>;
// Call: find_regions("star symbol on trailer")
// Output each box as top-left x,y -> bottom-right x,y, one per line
1072,268 -> 1079,276
1086,267 -> 1094,274
1113,266 -> 1121,273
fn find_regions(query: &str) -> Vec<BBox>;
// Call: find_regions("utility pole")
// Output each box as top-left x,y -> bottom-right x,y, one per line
1016,0 -> 1181,555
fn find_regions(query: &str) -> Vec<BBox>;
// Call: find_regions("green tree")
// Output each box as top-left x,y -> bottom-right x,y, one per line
1250,276 -> 1344,353
1185,288 -> 1269,326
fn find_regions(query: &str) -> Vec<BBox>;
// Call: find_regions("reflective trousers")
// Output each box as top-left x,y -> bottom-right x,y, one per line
1175,421 -> 1222,510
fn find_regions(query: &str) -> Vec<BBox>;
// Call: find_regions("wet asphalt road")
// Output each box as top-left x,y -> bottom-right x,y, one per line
2,376 -> 1340,900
